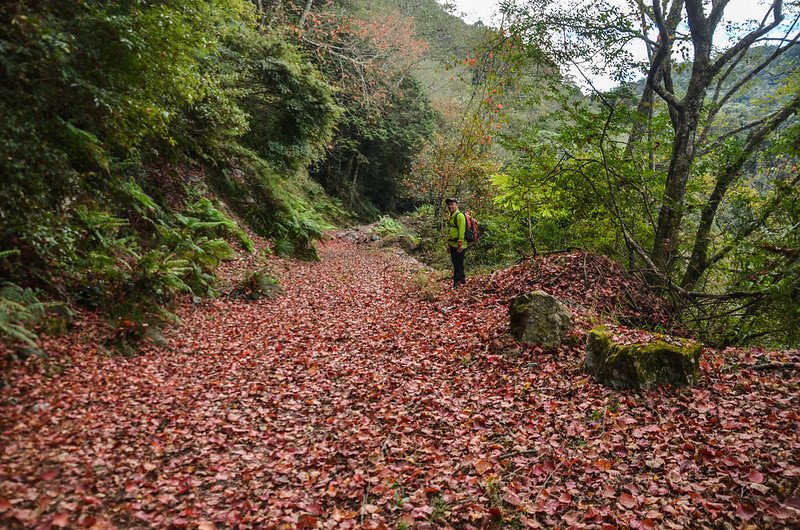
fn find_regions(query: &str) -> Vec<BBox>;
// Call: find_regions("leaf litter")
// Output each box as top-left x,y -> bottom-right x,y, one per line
1,241 -> 798,528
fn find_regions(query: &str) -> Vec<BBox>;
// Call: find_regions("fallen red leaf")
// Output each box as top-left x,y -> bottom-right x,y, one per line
619,492 -> 638,509
51,513 -> 70,528
474,458 -> 492,475
736,503 -> 755,521
747,469 -> 764,484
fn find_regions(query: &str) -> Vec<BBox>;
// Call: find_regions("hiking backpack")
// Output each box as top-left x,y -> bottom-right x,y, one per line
462,211 -> 479,243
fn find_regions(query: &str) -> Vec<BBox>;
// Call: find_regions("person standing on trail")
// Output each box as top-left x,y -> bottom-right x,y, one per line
445,197 -> 467,288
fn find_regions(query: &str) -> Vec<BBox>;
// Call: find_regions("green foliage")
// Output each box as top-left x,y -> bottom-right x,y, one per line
411,269 -> 438,302
372,215 -> 421,251
490,114 -> 631,265
315,75 -> 437,214
273,239 -> 296,258
182,197 -> 254,252
0,0 -> 347,352
283,3 -> 438,215
401,204 -> 450,267
486,39 -> 800,345
228,31 -> 342,172
209,147 -> 338,261
0,283 -> 47,349
373,216 -> 412,239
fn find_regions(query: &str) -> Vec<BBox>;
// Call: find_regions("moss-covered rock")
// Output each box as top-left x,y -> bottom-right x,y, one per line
509,291 -> 573,348
584,327 -> 702,390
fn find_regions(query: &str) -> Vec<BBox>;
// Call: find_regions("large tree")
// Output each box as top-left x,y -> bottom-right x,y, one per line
498,0 -> 799,342
509,0 -> 798,276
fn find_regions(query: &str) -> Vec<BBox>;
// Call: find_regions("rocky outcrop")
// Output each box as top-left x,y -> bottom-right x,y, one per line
509,291 -> 573,347
584,327 -> 702,390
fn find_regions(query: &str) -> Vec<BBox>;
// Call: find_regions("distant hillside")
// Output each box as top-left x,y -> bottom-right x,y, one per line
346,0 -> 494,108
345,0 -> 572,153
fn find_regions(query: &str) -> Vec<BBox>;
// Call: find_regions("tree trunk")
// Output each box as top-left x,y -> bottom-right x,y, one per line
350,155 -> 361,204
651,0 -> 720,274
626,0 -> 684,158
651,81 -> 707,273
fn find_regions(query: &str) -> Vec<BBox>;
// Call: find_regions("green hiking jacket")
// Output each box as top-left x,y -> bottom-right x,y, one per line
448,209 -> 467,249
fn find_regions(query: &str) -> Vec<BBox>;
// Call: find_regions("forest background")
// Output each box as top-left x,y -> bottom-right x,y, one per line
1,0 -> 798,353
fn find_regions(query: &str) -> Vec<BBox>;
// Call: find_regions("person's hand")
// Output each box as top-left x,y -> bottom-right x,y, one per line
457,242 -> 463,252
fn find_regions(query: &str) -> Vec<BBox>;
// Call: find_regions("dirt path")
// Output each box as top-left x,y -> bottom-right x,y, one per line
1,240 -> 798,528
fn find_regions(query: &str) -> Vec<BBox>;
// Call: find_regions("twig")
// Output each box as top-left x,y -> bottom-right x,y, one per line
499,449 -> 538,460
749,362 -> 800,371
601,406 -> 607,435
532,462 -> 560,506
582,251 -> 590,288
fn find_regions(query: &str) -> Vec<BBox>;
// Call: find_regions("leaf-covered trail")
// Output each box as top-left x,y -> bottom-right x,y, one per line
2,240 -> 799,528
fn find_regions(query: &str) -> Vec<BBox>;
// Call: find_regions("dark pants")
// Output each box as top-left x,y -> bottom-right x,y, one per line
450,246 -> 465,287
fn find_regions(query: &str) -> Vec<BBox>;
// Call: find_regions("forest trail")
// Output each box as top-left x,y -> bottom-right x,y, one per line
1,240 -> 799,528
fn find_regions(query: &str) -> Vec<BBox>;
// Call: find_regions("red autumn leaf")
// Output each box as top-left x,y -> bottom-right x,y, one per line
595,459 -> 613,471
619,493 -> 638,509
52,513 -> 71,528
0,239 -> 795,529
768,505 -> 795,520
736,503 -> 755,521
503,492 -> 523,508
785,496 -> 800,511
600,484 -> 616,498
297,514 -> 318,528
474,458 -> 492,475
747,469 -> 764,484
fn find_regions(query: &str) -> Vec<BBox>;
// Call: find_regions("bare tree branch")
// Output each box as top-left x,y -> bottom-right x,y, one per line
298,0 -> 314,28
646,0 -> 684,111
699,15 -> 800,147
710,0 -> 785,76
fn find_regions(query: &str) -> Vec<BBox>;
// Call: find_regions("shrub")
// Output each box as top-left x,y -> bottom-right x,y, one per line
231,268 -> 283,301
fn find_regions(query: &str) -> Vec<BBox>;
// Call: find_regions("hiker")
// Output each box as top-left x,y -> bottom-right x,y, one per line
445,197 -> 467,288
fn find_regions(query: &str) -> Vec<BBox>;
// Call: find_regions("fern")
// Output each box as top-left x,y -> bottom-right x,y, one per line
0,282 -> 47,348
199,237 -> 236,262
0,249 -> 21,260
183,197 -> 254,252
273,238 -> 294,257
123,180 -> 159,213
62,120 -> 109,171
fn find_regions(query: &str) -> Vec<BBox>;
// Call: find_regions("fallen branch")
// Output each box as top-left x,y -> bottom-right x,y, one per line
749,362 -> 800,371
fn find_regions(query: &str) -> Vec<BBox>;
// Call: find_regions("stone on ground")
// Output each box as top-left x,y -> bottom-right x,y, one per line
508,290 -> 573,347
584,326 -> 702,390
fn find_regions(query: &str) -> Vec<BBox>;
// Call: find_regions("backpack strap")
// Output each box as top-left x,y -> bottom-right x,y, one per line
449,211 -> 466,227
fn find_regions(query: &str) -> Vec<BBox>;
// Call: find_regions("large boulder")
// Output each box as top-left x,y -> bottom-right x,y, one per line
509,291 -> 573,347
584,327 -> 702,390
